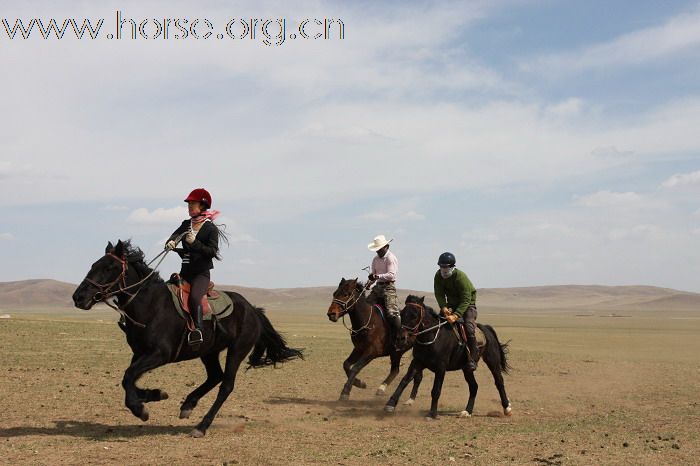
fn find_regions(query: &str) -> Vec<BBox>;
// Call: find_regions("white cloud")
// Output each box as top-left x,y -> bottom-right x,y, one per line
523,8 -> 700,75
101,205 -> 129,211
545,97 -> 583,117
127,206 -> 187,225
0,233 -> 14,240
661,170 -> 700,188
574,191 -> 643,207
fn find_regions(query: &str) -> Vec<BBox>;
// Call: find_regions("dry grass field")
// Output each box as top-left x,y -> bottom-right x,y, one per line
1,284 -> 699,465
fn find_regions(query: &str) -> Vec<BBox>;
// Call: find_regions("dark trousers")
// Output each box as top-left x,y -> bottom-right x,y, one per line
184,271 -> 210,316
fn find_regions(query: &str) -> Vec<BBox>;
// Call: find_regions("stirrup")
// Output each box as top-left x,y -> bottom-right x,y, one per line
188,328 -> 203,346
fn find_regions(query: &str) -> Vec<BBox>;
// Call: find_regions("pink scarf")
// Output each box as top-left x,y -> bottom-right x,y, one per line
190,209 -> 220,225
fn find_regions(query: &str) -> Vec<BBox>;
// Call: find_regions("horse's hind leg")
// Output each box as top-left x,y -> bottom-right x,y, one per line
461,368 -> 478,417
192,344 -> 248,437
405,368 -> 424,406
484,353 -> 511,415
122,352 -> 168,421
343,348 -> 366,390
179,353 -> 224,419
384,359 -> 421,412
376,352 -> 401,395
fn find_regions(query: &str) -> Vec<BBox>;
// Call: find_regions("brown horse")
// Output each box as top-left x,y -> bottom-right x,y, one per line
327,278 -> 422,401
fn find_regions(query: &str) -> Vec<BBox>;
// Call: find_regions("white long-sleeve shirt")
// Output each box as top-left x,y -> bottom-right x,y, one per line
371,250 -> 398,283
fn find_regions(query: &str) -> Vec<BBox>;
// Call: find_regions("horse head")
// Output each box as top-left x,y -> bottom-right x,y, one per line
327,277 -> 363,322
72,240 -> 133,310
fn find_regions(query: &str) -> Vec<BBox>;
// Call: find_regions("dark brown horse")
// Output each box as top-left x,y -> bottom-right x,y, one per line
327,278 -> 422,401
72,240 -> 302,437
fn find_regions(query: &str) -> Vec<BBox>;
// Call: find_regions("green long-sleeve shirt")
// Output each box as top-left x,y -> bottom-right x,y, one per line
433,268 -> 477,317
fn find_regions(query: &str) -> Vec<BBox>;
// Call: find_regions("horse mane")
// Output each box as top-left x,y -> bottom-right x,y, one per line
120,240 -> 164,283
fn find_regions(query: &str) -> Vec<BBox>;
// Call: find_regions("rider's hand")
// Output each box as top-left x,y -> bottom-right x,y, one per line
446,314 -> 458,324
165,240 -> 177,250
185,231 -> 196,244
368,273 -> 378,282
441,306 -> 451,316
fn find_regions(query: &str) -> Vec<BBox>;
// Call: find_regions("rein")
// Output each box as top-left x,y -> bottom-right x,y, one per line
403,303 -> 448,346
85,246 -> 175,329
332,282 -> 374,335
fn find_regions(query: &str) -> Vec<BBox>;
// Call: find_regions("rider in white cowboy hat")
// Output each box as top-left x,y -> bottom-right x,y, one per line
367,235 -> 401,348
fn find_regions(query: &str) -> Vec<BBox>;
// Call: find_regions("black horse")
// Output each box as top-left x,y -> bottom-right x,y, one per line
384,295 -> 511,419
72,240 -> 302,437
327,278 -> 422,402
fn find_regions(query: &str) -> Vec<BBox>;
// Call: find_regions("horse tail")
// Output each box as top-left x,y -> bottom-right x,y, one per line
479,324 -> 511,375
247,307 -> 304,368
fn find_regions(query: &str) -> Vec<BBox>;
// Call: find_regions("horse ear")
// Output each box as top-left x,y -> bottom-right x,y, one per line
420,296 -> 425,303
105,241 -> 114,253
340,277 -> 345,285
114,240 -> 124,258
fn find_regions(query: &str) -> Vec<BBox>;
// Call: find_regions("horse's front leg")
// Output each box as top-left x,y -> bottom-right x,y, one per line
384,358 -> 422,412
427,368 -> 446,420
125,354 -> 170,403
121,351 -> 168,421
340,356 -> 372,401
343,348 -> 366,390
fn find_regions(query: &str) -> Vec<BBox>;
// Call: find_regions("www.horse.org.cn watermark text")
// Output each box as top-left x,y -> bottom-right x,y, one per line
1,11 -> 345,46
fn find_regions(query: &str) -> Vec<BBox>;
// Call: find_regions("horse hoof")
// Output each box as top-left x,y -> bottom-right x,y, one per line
339,394 -> 349,402
158,390 -> 169,401
179,409 -> 192,419
190,428 -> 205,438
504,403 -> 512,416
459,410 -> 471,418
425,416 -> 436,421
375,384 -> 387,396
404,398 -> 415,406
139,407 -> 149,422
384,405 -> 395,413
357,381 -> 367,389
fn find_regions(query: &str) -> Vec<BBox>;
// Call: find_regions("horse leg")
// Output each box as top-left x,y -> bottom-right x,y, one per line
179,352 -> 224,419
376,351 -> 401,396
484,351 -> 512,416
427,368 -> 446,420
339,356 -> 372,401
121,351 -> 168,421
343,348 -> 366,389
405,368 -> 424,406
460,367 -> 478,417
125,355 -> 169,403
191,345 -> 247,437
384,359 -> 421,412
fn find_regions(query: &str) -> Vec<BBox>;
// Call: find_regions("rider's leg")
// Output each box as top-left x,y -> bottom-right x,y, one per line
384,283 -> 401,347
464,305 -> 479,370
187,272 -> 209,345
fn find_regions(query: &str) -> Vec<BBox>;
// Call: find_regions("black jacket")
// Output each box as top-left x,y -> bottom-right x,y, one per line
169,219 -> 220,278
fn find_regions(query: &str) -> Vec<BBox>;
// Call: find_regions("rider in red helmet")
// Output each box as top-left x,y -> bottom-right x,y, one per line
165,188 -> 221,346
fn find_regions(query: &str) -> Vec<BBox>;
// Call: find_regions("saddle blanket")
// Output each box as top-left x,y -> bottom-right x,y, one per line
166,283 -> 235,321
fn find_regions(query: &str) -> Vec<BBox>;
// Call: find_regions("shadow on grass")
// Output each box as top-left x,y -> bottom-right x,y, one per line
0,420 -> 191,440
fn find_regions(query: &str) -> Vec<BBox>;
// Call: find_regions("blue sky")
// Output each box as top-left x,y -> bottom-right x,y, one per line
1,0 -> 699,292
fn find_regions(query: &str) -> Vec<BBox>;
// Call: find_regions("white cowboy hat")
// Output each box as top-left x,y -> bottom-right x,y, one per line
368,235 -> 393,252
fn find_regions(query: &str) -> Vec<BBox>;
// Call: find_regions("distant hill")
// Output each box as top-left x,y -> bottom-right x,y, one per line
1,279 -> 698,313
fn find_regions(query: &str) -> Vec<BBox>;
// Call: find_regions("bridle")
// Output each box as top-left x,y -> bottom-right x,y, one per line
82,248 -> 171,328
331,281 -> 374,335
402,301 -> 448,346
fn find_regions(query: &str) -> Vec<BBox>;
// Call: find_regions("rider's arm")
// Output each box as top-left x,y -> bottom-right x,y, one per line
168,220 -> 189,242
433,271 -> 447,310
454,271 -> 476,317
188,223 -> 219,258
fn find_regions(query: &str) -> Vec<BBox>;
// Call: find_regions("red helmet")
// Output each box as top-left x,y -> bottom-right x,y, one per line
184,188 -> 212,209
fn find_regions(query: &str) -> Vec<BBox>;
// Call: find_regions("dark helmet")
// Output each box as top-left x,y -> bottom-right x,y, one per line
184,188 -> 212,209
437,252 -> 456,267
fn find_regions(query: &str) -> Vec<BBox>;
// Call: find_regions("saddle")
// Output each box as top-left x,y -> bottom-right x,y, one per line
456,320 -> 486,348
166,274 -> 234,323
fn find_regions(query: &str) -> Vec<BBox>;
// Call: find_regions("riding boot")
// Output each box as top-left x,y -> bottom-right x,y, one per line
188,305 -> 204,346
389,312 -> 402,349
465,322 -> 479,371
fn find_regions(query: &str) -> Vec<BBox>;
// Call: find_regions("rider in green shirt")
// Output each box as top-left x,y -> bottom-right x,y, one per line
433,252 -> 479,370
